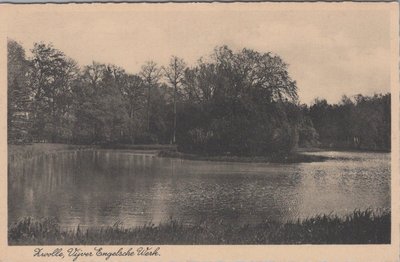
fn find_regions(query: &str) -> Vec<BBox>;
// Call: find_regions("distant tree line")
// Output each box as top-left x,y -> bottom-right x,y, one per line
8,39 -> 391,154
308,94 -> 390,151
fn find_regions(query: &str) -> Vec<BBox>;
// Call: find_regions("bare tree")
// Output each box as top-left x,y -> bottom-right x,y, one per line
82,61 -> 106,89
163,56 -> 186,143
121,74 -> 145,119
140,61 -> 161,132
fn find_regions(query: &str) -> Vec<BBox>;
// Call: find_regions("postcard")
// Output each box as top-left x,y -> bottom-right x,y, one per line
0,2 -> 399,261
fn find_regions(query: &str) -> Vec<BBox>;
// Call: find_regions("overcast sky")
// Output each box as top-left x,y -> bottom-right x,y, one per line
5,4 -> 393,104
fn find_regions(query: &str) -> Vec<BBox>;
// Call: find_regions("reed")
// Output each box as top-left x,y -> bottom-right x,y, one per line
9,209 -> 390,245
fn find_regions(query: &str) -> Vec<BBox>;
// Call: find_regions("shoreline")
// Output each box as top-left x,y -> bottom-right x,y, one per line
8,143 -> 94,163
9,210 -> 390,245
158,150 -> 331,164
8,143 -> 390,164
8,143 -> 330,164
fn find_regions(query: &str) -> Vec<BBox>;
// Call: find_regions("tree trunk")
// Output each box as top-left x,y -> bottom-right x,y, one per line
173,84 -> 177,144
146,84 -> 151,132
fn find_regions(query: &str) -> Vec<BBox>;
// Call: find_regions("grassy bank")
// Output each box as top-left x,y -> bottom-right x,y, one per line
158,150 -> 330,164
9,210 -> 390,245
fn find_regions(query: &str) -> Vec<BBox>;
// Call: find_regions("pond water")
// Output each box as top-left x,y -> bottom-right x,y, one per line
8,150 -> 390,228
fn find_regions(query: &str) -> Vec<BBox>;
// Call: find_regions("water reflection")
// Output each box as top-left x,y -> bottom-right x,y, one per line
8,150 -> 390,229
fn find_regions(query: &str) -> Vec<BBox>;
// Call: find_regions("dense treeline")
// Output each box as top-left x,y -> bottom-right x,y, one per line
8,39 -> 391,154
308,94 -> 390,151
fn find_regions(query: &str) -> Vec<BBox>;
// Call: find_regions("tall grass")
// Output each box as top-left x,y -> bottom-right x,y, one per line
9,209 -> 390,245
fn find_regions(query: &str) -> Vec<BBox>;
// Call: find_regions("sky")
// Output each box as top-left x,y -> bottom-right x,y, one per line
4,3 -> 393,104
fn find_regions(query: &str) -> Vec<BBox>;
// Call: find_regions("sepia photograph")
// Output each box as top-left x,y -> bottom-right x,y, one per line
1,2 -> 399,260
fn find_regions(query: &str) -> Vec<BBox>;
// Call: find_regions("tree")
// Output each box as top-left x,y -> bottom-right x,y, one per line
29,42 -> 78,142
120,74 -> 145,142
351,94 -> 390,150
163,56 -> 186,144
307,93 -> 390,151
120,74 -> 145,119
81,61 -> 106,89
7,39 -> 31,143
139,61 -> 161,132
179,46 -> 299,155
73,62 -> 128,143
